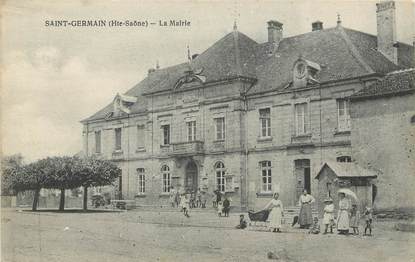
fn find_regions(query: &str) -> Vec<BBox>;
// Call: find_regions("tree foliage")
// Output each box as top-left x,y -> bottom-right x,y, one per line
2,155 -> 121,211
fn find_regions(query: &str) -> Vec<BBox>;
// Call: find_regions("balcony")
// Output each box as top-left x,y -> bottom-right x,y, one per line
170,141 -> 204,156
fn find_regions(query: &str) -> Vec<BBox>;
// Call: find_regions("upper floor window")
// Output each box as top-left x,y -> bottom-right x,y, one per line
137,168 -> 145,194
337,99 -> 351,131
137,125 -> 145,150
410,115 -> 415,124
295,103 -> 309,135
215,161 -> 226,192
187,121 -> 196,142
161,165 -> 171,193
114,128 -> 122,151
337,156 -> 352,163
259,108 -> 271,137
95,131 -> 101,154
214,117 -> 225,141
260,161 -> 272,192
161,125 -> 170,145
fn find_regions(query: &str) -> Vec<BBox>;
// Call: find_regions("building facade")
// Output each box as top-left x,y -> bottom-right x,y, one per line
81,1 -> 414,211
350,69 -> 415,211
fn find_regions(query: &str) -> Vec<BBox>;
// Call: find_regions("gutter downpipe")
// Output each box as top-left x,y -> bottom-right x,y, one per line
243,79 -> 256,211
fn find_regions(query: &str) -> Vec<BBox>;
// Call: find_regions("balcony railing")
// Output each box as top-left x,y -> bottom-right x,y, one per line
170,141 -> 204,156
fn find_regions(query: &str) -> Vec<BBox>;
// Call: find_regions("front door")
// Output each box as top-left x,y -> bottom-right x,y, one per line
185,161 -> 198,193
295,159 -> 311,202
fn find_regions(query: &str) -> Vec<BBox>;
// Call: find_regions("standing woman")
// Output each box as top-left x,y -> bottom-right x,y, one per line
337,192 -> 350,235
264,193 -> 284,233
298,189 -> 315,229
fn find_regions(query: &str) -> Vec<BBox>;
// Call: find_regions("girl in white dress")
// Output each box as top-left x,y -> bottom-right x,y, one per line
264,193 -> 284,232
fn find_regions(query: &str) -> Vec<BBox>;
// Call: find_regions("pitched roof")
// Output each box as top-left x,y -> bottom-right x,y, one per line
83,25 -> 414,122
315,162 -> 378,179
350,68 -> 415,99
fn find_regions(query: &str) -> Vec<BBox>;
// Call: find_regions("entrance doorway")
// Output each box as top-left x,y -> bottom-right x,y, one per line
185,161 -> 198,193
294,159 -> 311,201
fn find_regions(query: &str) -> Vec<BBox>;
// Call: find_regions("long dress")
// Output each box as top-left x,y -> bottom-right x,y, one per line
298,194 -> 315,227
323,203 -> 335,225
337,198 -> 350,232
265,199 -> 284,229
349,209 -> 360,228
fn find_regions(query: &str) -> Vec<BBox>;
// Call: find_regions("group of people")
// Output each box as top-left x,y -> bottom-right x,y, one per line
257,189 -> 373,236
169,187 -> 207,211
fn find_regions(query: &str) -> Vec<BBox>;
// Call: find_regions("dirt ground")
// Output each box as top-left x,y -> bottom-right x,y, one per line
1,208 -> 414,262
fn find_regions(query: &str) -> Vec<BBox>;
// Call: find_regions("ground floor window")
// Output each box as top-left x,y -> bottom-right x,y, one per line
137,168 -> 145,194
337,156 -> 352,162
162,165 -> 171,193
260,161 -> 272,192
215,161 -> 225,192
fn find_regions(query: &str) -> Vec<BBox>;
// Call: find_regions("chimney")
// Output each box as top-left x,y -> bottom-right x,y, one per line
376,1 -> 398,64
267,20 -> 283,44
312,21 -> 323,31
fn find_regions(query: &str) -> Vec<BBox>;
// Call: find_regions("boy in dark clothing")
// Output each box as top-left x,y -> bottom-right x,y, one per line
223,198 -> 230,217
236,214 -> 247,229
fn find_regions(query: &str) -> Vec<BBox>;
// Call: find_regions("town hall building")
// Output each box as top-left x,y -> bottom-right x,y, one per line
81,1 -> 414,212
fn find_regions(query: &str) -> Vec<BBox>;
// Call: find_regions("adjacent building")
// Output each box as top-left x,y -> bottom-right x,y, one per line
81,1 -> 414,211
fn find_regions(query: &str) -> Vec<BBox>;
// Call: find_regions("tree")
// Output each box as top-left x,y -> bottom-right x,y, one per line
43,157 -> 84,211
1,154 -> 24,196
79,157 -> 121,210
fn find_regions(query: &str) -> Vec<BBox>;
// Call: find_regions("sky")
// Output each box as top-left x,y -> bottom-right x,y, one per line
1,0 -> 414,162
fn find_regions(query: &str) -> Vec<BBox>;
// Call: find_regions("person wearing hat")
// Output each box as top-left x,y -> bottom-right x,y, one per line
322,197 -> 335,234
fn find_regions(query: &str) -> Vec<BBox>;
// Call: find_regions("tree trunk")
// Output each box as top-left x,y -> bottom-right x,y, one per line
59,189 -> 65,211
32,188 -> 40,211
83,186 -> 88,211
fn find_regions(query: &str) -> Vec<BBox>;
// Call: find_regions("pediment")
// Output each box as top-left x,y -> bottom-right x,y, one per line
174,68 -> 206,90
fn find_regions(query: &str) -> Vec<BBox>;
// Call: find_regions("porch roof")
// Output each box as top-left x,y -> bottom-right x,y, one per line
315,161 -> 378,179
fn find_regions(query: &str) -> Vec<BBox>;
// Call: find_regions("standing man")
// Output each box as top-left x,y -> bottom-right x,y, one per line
298,189 -> 315,229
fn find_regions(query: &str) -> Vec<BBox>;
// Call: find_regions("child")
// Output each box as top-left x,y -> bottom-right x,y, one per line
180,194 -> 190,218
349,204 -> 360,235
322,197 -> 335,234
308,217 -> 320,234
363,207 -> 373,236
217,201 -> 223,217
223,198 -> 231,217
236,214 -> 247,229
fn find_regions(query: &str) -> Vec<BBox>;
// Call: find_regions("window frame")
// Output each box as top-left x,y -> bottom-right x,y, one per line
137,168 -> 145,194
161,124 -> 170,145
295,103 -> 309,136
161,165 -> 171,193
337,156 -> 352,163
114,128 -> 122,151
137,125 -> 146,150
259,108 -> 271,138
260,161 -> 272,193
215,162 -> 226,193
214,117 -> 225,141
95,130 -> 101,154
337,99 -> 351,131
187,120 -> 197,142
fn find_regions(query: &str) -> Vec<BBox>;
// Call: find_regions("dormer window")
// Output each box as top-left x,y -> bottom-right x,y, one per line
293,58 -> 321,89
113,93 -> 137,116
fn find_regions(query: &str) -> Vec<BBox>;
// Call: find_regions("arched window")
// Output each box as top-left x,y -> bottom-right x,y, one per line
161,165 -> 171,193
215,162 -> 225,192
260,161 -> 272,192
411,115 -> 415,124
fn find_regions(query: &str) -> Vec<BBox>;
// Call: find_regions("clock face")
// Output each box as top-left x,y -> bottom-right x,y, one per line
296,63 -> 306,79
